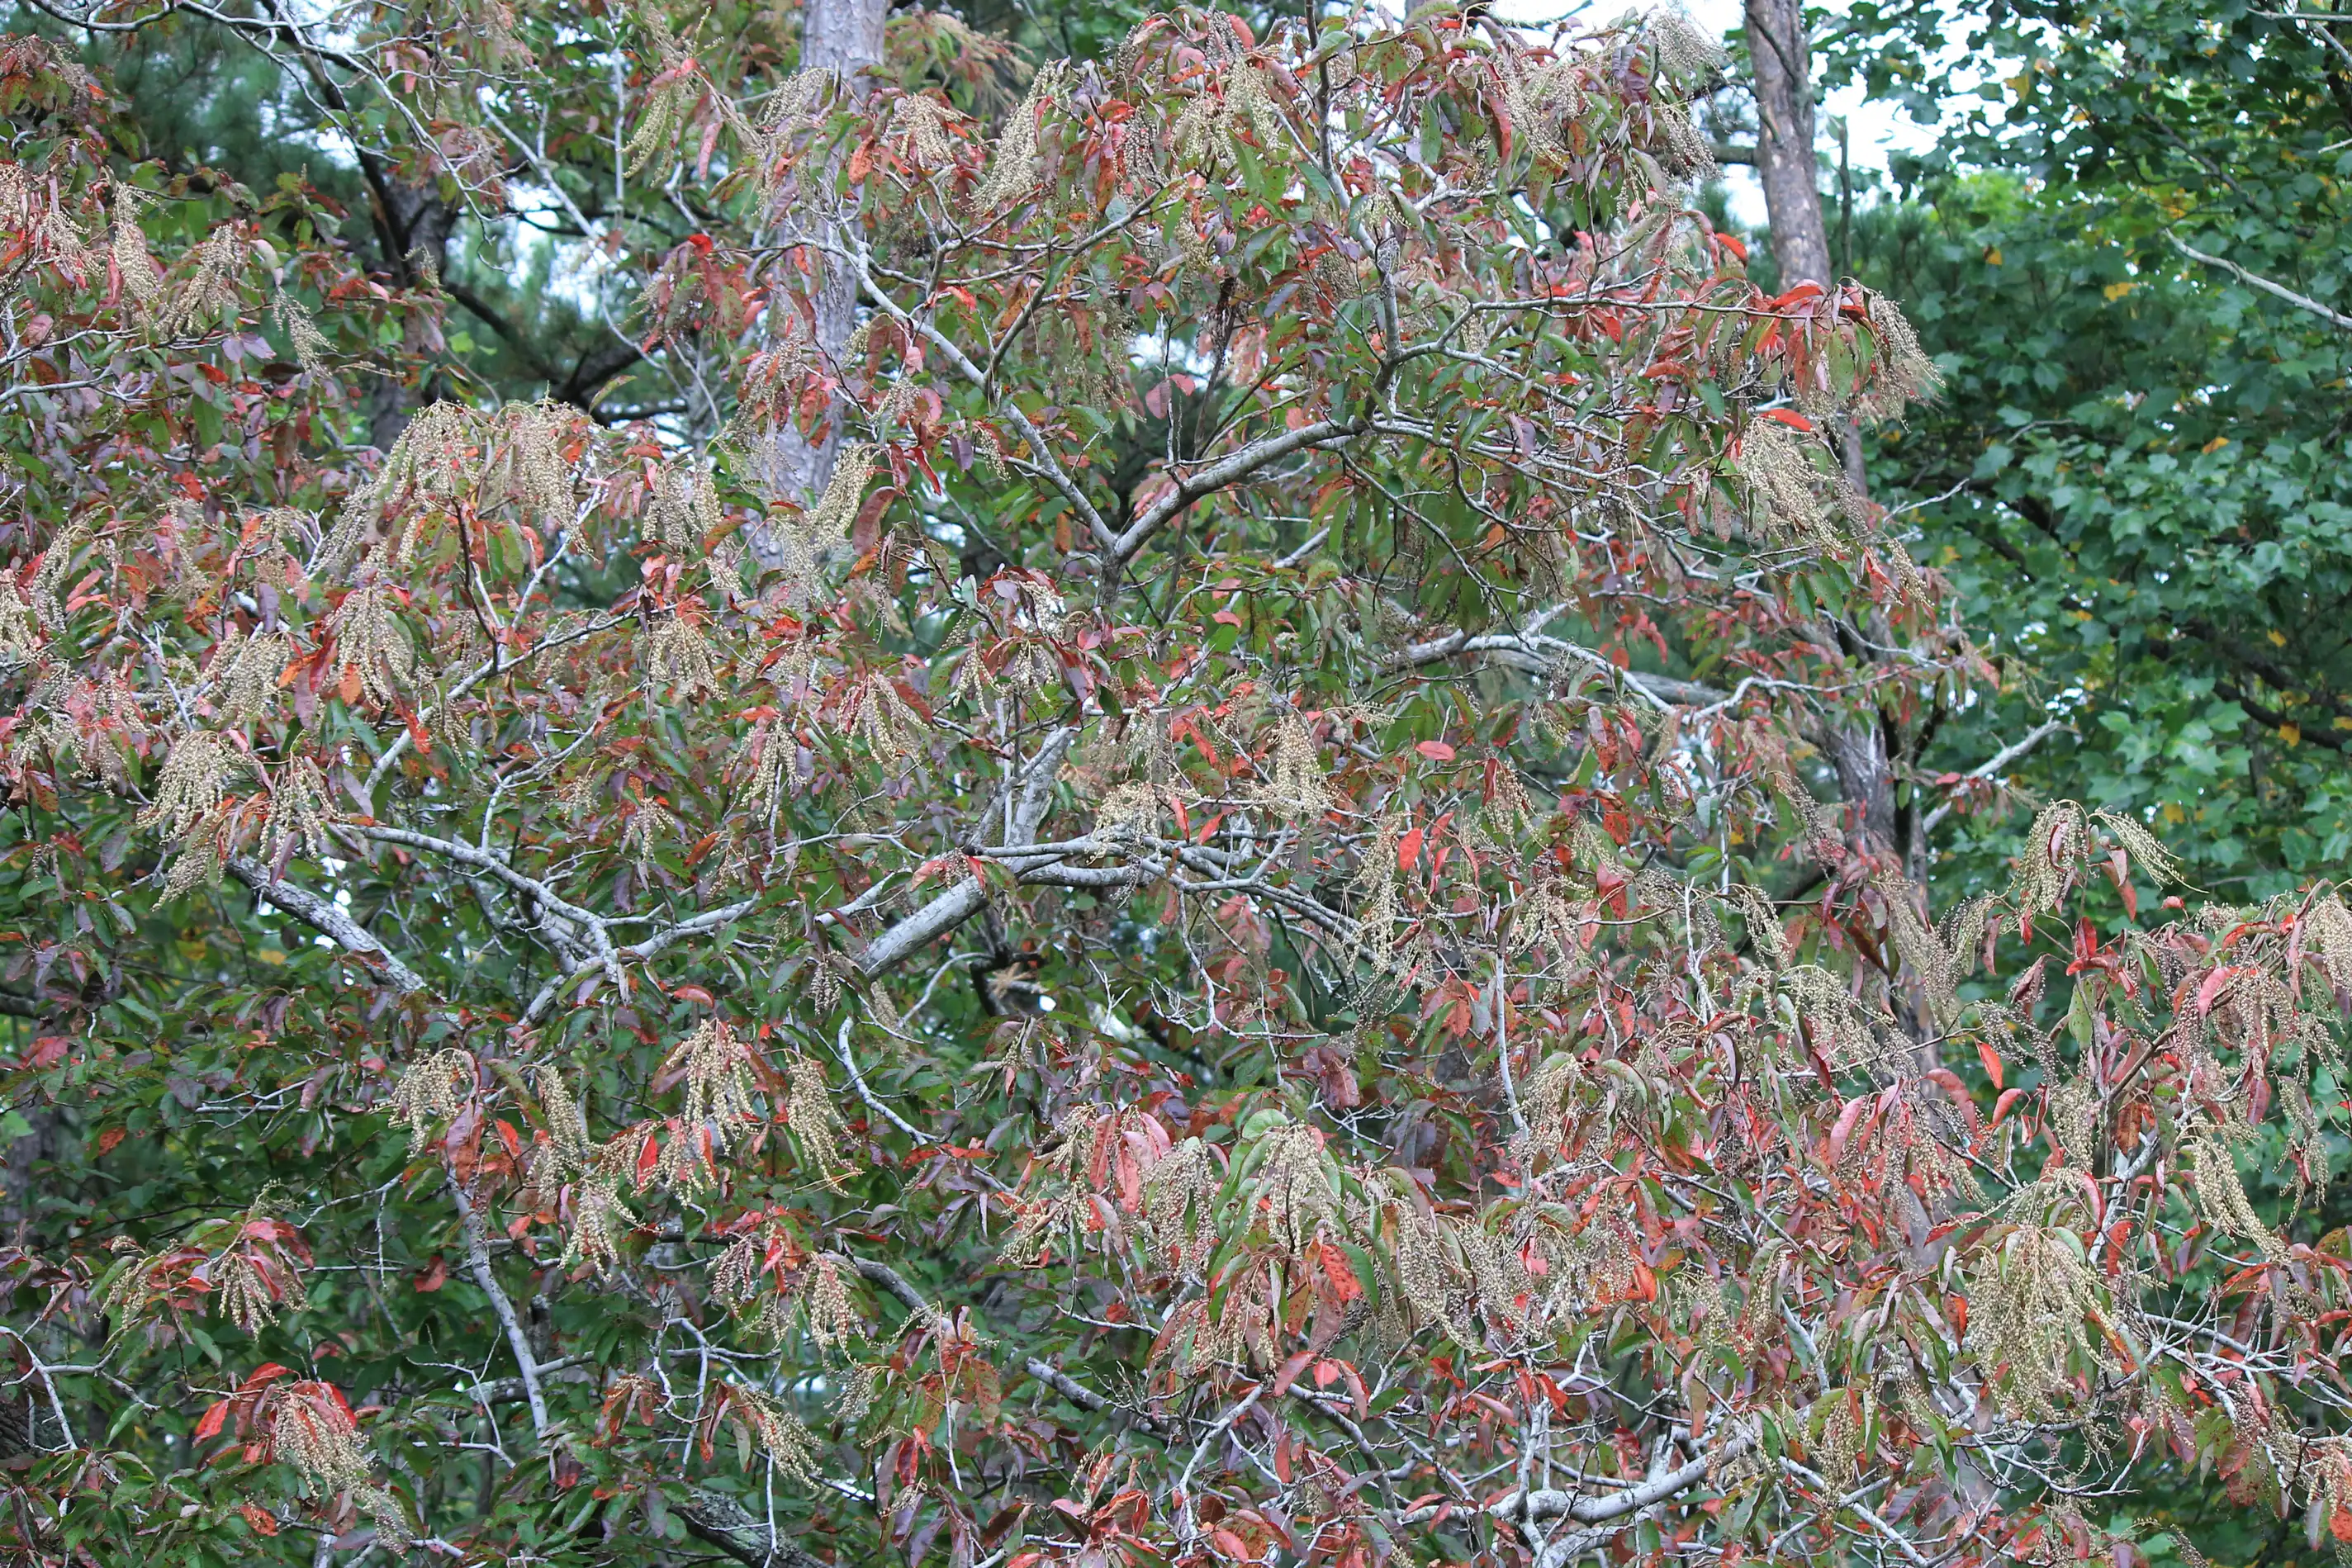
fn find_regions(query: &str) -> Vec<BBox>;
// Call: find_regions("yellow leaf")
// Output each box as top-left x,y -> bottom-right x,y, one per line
2335,717 -> 2352,732
2162,802 -> 2184,825
2103,280 -> 2136,301
2281,722 -> 2302,747
2202,436 -> 2230,454
1984,246 -> 2003,266
2270,629 -> 2288,647
256,948 -> 287,966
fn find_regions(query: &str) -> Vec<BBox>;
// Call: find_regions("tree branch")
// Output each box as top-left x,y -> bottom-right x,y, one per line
453,1177 -> 548,1437
1383,626 -> 1725,709
829,1253 -> 940,1325
1919,718 -> 2070,835
225,855 -> 429,993
853,727 -> 1077,976
2170,233 -> 2352,332
518,898 -> 761,1026
680,1485 -> 836,1568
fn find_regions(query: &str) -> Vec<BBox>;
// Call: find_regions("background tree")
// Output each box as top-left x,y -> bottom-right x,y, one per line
1823,0 -> 2352,904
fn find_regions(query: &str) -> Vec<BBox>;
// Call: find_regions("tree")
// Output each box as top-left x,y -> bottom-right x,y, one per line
1828,0 -> 2352,902
0,7 -> 2345,1568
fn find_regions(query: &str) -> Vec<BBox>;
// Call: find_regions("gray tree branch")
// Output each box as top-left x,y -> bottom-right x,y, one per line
2169,233 -> 2352,332
225,855 -> 429,993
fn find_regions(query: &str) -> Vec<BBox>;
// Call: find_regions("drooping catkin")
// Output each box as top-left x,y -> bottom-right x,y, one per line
1348,814 -> 1404,972
1963,1224 -> 2110,1422
1736,422 -> 1842,555
2094,809 -> 2182,888
1245,1117 -> 1338,1254
1255,713 -> 1331,823
972,62 -> 1071,212
138,728 -> 235,841
536,1065 -> 590,1177
273,1394 -> 372,1490
1722,883 -> 1789,968
330,566 -> 415,706
561,1176 -> 633,1277
2012,801 -> 2087,917
886,92 -> 962,168
640,612 -> 720,699
1851,289 -> 1941,421
0,573 -> 36,668
386,1049 -> 474,1153
271,283 -> 331,370
784,1052 -> 850,1180
157,224 -> 244,336
214,1248 -> 278,1334
109,196 -> 164,310
723,1384 -> 819,1482
2185,1135 -> 2287,1261
216,625 -> 289,722
261,754 -> 334,864
1141,1136 -> 1217,1275
803,441 -> 877,547
667,1020 -> 761,1153
804,1254 -> 863,1351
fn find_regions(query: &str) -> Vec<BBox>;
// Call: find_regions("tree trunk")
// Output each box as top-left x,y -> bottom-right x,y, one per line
763,0 -> 893,523
1745,0 -> 1828,290
802,0 -> 887,73
1744,0 -> 1898,861
361,170 -> 458,452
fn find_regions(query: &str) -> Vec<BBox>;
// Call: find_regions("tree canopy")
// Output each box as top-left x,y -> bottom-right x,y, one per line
1826,0 -> 2352,900
0,5 -> 2346,1568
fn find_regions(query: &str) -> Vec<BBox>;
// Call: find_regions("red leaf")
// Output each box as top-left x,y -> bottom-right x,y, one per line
238,1363 -> 293,1394
1974,1036 -> 2003,1091
2195,965 -> 2245,1019
414,1255 -> 448,1293
195,1401 -> 230,1441
1415,740 -> 1455,761
1828,1096 -> 1868,1163
1397,827 -> 1423,870
238,1504 -> 279,1537
1757,410 -> 1815,432
96,1127 -> 125,1157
